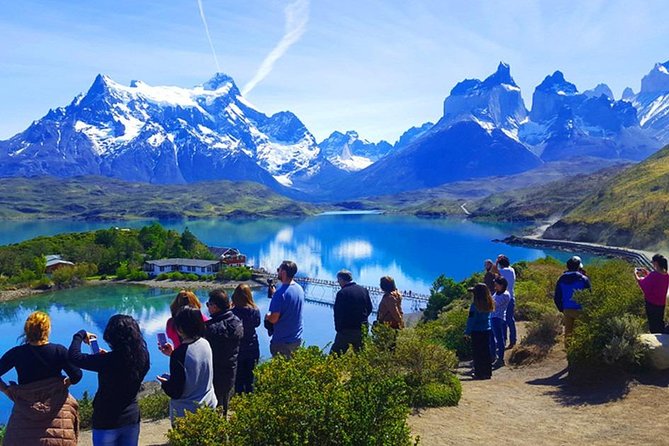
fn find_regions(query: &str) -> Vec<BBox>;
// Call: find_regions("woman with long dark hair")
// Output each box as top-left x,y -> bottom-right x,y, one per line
0,311 -> 82,445
69,315 -> 150,446
231,284 -> 261,393
465,283 -> 494,380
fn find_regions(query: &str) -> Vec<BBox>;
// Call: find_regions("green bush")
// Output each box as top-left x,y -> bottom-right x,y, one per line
416,306 -> 471,360
138,390 -> 170,420
52,263 -> 97,289
509,312 -> 562,366
185,273 -> 199,281
156,273 -> 169,280
414,377 -> 462,408
228,346 -> 415,445
217,266 -> 252,281
115,261 -> 130,280
78,391 -> 94,429
567,260 -> 648,377
168,272 -> 185,280
365,324 -> 461,408
31,277 -> 52,290
422,275 -> 467,321
127,269 -> 149,281
167,406 -> 227,446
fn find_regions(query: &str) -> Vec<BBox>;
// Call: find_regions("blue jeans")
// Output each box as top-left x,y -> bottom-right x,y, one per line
490,317 -> 505,361
92,423 -> 140,446
505,299 -> 517,346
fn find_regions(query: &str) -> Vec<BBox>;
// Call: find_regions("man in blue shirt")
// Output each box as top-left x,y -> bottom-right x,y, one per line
265,260 -> 304,358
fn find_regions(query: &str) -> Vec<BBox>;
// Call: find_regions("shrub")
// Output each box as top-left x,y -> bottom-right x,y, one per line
185,273 -> 199,281
217,266 -> 252,281
31,277 -> 52,290
509,312 -> 562,366
156,273 -> 169,280
115,261 -> 130,280
138,390 -> 170,420
414,377 -> 462,408
365,324 -> 461,408
567,260 -> 648,377
78,391 -> 94,429
227,346 -> 415,445
52,263 -> 97,289
416,305 -> 471,360
127,269 -> 149,281
168,272 -> 185,280
167,406 -> 227,446
422,275 -> 467,321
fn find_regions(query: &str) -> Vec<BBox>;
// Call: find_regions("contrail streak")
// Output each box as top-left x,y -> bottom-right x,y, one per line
242,0 -> 309,96
196,0 -> 221,73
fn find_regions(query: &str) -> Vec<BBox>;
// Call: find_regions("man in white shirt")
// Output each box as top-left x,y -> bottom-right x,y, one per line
496,254 -> 517,348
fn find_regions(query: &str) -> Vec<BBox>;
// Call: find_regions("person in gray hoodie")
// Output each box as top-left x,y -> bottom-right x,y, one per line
158,307 -> 217,424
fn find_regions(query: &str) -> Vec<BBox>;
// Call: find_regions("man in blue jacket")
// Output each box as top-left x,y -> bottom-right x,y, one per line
554,256 -> 591,346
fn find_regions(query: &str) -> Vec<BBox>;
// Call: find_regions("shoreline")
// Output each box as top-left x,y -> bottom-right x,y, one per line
0,276 -> 271,303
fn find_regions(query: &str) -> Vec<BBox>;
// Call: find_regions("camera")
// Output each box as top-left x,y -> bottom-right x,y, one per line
267,278 -> 274,285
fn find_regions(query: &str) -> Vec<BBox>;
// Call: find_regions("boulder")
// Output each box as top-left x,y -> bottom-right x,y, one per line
638,334 -> 669,370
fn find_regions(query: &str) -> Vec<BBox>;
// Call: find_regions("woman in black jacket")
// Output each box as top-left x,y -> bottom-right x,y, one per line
69,314 -> 150,446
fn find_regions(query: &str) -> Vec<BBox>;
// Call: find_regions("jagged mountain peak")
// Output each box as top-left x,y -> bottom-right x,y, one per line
202,72 -> 236,91
622,87 -> 635,101
584,83 -> 614,100
481,61 -> 516,88
536,71 -> 578,95
640,60 -> 669,94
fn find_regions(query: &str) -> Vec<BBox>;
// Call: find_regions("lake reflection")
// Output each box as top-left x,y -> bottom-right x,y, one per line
0,214 -> 573,421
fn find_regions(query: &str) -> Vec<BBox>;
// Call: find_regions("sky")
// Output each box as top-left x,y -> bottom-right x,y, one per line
1,0 -> 669,143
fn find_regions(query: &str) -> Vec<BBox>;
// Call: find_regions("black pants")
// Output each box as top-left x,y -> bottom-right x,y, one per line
235,357 -> 257,394
645,301 -> 666,334
213,366 -> 236,415
330,328 -> 364,355
471,330 -> 492,379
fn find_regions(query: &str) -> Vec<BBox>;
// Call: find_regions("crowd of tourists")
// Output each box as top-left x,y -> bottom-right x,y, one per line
465,252 -> 669,380
2,252 -> 666,443
0,260 -> 404,445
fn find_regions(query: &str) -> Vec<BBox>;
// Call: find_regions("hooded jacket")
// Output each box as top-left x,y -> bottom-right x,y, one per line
554,271 -> 591,311
4,377 -> 79,446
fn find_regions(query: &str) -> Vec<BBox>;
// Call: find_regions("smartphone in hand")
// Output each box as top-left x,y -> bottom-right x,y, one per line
157,333 -> 167,348
90,339 -> 100,354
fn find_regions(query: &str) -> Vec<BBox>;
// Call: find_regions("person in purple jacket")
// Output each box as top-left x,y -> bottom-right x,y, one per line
635,254 -> 669,333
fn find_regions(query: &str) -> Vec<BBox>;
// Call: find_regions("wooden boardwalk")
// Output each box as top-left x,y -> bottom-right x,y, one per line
255,272 -> 430,311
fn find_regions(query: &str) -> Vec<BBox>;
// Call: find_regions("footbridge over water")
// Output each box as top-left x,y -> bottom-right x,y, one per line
256,273 -> 430,312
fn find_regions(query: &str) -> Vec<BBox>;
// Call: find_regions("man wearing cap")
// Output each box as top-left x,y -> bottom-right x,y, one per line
331,269 -> 373,355
554,256 -> 591,345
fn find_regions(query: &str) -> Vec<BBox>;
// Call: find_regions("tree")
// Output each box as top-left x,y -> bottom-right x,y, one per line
422,275 -> 467,321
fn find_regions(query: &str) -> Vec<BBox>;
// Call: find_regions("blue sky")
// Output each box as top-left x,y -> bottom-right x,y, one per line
1,0 -> 668,142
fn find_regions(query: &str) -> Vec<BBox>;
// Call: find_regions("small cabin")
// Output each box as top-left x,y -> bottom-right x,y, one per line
45,255 -> 74,274
144,258 -> 221,277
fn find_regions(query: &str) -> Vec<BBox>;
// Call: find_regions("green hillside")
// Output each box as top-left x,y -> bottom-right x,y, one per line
469,166 -> 626,221
544,145 -> 669,249
0,176 -> 321,220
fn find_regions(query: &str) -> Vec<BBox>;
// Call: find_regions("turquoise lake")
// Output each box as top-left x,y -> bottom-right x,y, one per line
0,214 -> 576,421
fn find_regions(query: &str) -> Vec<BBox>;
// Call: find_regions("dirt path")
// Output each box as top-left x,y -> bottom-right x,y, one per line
410,343 -> 669,445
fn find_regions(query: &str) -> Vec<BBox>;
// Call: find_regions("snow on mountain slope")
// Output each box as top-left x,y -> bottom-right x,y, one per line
0,73 -> 323,187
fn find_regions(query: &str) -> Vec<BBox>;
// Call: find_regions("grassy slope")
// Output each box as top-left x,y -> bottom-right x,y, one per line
545,145 -> 669,248
469,165 -> 627,221
0,176 -> 322,220
355,158 -> 628,217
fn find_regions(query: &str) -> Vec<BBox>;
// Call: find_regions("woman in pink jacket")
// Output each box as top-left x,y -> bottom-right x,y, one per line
635,254 -> 669,334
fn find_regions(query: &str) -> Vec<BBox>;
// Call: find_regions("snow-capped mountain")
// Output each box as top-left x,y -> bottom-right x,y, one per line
442,62 -> 528,140
521,70 -> 658,161
631,61 -> 669,144
0,73 -> 324,188
318,131 -> 393,172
